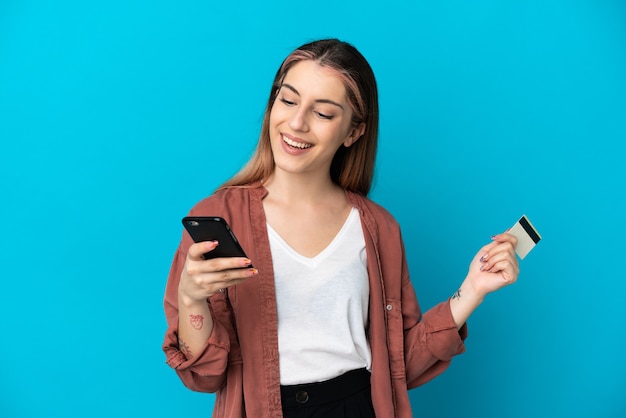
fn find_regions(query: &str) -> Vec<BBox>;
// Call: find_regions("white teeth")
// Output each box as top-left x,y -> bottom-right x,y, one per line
283,135 -> 312,149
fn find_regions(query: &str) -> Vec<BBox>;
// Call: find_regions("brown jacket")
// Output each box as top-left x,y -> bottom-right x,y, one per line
163,184 -> 467,417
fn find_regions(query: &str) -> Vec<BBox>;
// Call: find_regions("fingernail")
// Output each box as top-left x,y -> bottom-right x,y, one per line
480,253 -> 488,262
206,240 -> 218,249
241,258 -> 252,266
247,268 -> 258,277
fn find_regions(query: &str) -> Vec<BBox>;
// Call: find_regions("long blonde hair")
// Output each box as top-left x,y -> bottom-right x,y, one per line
220,39 -> 379,196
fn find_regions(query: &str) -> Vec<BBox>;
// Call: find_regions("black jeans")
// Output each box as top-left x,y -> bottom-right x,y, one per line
280,369 -> 376,418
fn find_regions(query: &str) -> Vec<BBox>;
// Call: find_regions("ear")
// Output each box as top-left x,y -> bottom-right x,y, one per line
343,123 -> 366,148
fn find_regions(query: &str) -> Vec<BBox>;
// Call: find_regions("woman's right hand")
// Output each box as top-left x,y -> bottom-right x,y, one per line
178,240 -> 258,305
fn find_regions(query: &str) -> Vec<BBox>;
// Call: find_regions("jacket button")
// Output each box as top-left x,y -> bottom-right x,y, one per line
295,390 -> 309,404
386,304 -> 393,311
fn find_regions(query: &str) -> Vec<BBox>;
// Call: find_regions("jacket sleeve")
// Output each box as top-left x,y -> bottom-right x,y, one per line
401,262 -> 468,389
162,245 -> 235,393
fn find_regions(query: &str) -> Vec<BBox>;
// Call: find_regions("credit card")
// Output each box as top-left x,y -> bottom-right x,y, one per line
508,215 -> 541,259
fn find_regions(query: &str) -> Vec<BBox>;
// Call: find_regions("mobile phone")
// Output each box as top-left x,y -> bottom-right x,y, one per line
182,216 -> 250,263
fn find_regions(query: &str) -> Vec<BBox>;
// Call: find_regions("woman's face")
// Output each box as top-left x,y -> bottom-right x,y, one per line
268,60 -> 364,180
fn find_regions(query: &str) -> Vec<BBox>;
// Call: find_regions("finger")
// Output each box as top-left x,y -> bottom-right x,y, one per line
481,241 -> 517,267
211,266 -> 258,284
474,241 -> 499,263
183,256 -> 254,283
212,269 -> 259,288
492,232 -> 518,248
187,241 -> 218,261
191,272 -> 255,300
481,251 -> 517,272
184,265 -> 257,292
202,256 -> 254,272
484,259 -> 519,283
480,239 -> 516,263
207,275 -> 256,296
197,268 -> 258,296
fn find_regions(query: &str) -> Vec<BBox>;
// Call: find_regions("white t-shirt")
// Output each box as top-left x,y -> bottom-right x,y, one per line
268,207 -> 372,385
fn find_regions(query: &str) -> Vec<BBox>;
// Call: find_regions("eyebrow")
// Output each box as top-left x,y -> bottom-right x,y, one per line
280,83 -> 345,110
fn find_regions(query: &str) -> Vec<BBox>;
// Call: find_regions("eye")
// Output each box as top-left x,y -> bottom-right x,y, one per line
316,112 -> 334,120
279,97 -> 296,106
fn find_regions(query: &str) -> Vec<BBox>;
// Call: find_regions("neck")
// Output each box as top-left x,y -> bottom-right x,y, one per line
263,169 -> 344,205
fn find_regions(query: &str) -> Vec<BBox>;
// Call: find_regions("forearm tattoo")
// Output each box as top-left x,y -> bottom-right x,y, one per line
189,314 -> 204,330
179,338 -> 193,359
451,288 -> 462,300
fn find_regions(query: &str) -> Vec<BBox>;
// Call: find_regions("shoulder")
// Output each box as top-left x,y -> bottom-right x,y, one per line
186,184 -> 265,217
348,192 -> 399,227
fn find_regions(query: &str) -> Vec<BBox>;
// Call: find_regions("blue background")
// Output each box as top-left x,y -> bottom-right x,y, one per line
1,0 -> 625,417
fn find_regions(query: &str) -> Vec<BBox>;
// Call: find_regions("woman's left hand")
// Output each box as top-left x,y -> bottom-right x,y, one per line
466,232 -> 520,298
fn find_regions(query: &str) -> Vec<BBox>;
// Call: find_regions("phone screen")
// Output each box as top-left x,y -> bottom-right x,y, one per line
182,216 -> 250,261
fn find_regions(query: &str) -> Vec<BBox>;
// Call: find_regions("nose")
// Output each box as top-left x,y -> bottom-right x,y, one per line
288,108 -> 309,132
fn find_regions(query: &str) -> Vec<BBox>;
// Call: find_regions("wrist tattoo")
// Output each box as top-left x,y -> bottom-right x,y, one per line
179,338 -> 193,359
452,288 -> 462,300
189,314 -> 204,330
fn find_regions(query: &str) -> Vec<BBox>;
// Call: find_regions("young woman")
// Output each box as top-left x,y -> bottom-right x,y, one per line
163,39 -> 519,418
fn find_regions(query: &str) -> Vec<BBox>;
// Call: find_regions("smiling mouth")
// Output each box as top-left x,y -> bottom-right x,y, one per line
282,134 -> 312,149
